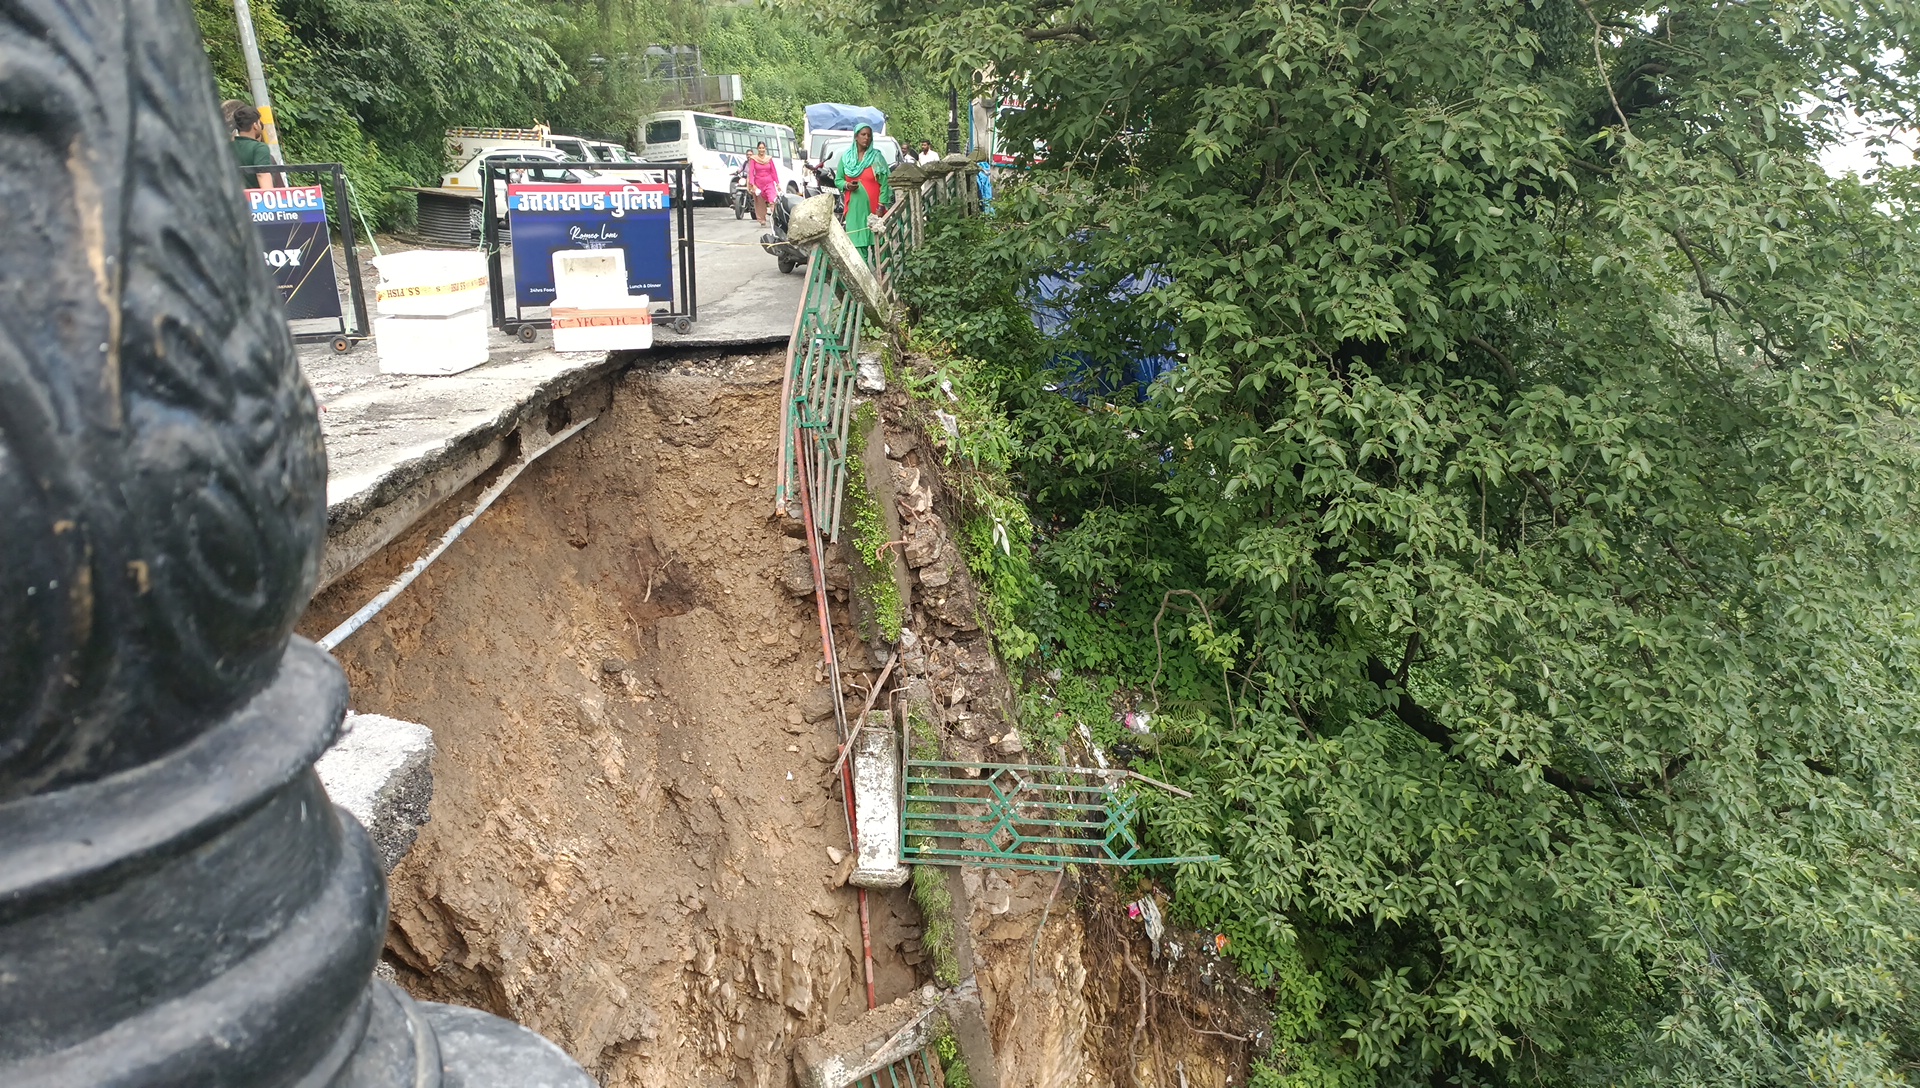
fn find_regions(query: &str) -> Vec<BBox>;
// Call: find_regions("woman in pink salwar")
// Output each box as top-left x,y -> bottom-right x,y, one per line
745,141 -> 780,226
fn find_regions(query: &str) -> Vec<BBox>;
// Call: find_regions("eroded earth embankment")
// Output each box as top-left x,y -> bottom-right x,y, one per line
301,350 -> 1272,1088
303,355 -> 922,1086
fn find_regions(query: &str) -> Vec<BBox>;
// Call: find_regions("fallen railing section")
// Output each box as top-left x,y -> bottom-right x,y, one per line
903,761 -> 1217,871
771,156 -> 986,1021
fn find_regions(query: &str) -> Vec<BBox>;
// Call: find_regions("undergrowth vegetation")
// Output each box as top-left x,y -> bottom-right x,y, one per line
844,404 -> 906,642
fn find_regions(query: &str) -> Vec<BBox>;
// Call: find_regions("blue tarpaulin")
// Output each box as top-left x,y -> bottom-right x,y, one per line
804,103 -> 887,134
1029,268 -> 1180,400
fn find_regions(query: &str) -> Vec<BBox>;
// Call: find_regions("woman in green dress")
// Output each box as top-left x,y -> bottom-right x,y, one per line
833,124 -> 892,260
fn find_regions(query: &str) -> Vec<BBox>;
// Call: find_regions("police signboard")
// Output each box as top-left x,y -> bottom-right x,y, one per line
506,183 -> 673,309
247,185 -> 342,321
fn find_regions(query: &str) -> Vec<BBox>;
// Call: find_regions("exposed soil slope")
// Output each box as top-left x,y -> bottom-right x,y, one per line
302,355 -> 919,1086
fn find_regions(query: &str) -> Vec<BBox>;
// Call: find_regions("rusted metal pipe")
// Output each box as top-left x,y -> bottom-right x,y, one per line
796,428 -> 878,1010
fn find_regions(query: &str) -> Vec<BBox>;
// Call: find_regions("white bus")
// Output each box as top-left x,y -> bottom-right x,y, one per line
639,110 -> 801,202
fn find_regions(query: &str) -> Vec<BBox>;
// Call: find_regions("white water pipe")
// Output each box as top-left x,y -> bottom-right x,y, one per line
318,416 -> 597,652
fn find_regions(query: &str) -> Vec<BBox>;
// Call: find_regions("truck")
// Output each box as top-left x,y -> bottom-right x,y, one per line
437,126 -> 602,190
802,103 -> 887,167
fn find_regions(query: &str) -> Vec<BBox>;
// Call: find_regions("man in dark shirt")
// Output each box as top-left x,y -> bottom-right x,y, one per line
231,105 -> 275,189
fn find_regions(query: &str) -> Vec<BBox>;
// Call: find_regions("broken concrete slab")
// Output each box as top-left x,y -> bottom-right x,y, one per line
316,712 -> 435,872
849,713 -> 908,889
793,982 -> 986,1088
856,352 -> 887,393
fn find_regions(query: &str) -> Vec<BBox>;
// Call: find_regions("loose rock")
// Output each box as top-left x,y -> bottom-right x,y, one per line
778,551 -> 816,596
800,685 -> 837,723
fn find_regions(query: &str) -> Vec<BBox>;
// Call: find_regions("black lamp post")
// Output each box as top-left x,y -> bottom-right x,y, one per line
947,85 -> 963,154
0,1 -> 592,1085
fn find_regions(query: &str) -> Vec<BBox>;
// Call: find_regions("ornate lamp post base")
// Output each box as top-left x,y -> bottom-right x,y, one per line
0,641 -> 594,1087
0,1 -> 596,1084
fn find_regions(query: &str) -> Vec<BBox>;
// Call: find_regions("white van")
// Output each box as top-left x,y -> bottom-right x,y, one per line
816,133 -> 902,171
441,127 -> 609,188
639,110 -> 801,202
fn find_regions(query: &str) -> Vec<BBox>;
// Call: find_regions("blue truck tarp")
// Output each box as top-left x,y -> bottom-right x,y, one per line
804,103 -> 887,135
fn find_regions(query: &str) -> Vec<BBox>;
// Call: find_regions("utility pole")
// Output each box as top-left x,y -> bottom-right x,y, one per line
231,0 -> 285,164
946,86 -> 962,155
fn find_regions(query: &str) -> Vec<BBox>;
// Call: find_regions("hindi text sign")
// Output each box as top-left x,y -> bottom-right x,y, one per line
506,183 -> 673,309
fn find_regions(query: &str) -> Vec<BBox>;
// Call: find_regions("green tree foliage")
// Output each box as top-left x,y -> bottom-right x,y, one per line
884,0 -> 1920,1082
192,0 -> 947,226
702,2 -> 951,147
537,0 -> 709,141
193,0 -> 572,222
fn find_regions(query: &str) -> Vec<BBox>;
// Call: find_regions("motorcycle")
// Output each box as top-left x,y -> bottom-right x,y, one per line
729,167 -> 753,220
810,161 -> 845,216
760,190 -> 810,275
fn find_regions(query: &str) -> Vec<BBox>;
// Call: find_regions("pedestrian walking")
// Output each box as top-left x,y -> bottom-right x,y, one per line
834,124 -> 891,259
745,141 -> 780,226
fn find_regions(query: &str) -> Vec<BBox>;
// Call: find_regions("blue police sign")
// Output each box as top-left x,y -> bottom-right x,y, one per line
506,183 -> 674,309
248,185 -> 342,321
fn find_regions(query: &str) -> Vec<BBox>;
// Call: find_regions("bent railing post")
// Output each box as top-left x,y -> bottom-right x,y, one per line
0,2 -> 593,1085
787,194 -> 898,330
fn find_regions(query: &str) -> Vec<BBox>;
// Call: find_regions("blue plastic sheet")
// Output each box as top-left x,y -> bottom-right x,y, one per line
1029,268 -> 1179,401
804,103 -> 887,135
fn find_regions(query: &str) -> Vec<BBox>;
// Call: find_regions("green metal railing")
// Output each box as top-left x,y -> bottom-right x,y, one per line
776,253 -> 863,541
902,761 -> 1218,871
854,1046 -> 942,1088
871,194 -> 912,300
775,162 -> 978,540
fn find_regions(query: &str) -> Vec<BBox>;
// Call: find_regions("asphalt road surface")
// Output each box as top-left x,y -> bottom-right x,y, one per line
671,202 -> 811,344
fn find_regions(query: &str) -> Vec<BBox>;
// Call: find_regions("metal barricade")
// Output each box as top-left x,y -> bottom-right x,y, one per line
480,160 -> 698,340
238,162 -> 371,354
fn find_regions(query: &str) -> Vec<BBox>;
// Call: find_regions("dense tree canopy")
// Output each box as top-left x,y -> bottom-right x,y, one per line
886,0 -> 1920,1083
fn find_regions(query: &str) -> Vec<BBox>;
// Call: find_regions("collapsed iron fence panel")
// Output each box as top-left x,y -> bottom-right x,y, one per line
902,761 -> 1216,870
853,1045 -> 944,1088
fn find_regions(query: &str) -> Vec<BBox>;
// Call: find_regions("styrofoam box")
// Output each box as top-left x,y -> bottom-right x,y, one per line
552,249 -> 631,307
551,295 -> 652,353
375,306 -> 489,375
372,250 -> 489,317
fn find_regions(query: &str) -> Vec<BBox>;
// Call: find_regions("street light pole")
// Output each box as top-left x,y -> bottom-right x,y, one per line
946,86 -> 962,155
231,0 -> 285,164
